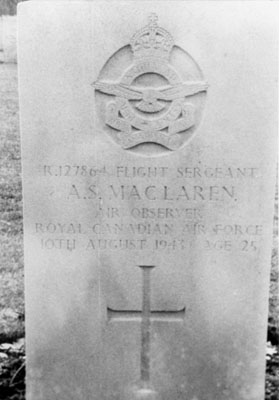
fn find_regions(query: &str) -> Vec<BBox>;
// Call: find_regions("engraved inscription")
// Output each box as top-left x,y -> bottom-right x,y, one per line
36,163 -> 264,254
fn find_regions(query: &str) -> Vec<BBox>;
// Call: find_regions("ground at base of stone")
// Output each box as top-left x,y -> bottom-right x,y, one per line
0,64 -> 278,400
0,340 -> 278,400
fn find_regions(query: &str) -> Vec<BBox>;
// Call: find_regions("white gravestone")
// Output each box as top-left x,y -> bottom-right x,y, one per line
18,2 -> 278,400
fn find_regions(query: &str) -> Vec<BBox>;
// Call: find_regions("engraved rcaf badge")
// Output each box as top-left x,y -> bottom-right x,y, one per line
93,14 -> 208,153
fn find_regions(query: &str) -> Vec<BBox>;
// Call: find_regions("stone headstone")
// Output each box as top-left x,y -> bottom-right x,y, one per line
18,2 -> 278,400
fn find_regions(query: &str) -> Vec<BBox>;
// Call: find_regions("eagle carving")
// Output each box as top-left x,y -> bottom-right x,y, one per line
93,81 -> 208,113
93,14 -> 208,151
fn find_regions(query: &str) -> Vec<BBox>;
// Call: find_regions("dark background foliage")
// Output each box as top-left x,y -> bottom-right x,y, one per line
0,0 -> 28,16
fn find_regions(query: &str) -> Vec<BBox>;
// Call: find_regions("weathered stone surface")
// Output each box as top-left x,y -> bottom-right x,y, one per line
18,2 -> 278,400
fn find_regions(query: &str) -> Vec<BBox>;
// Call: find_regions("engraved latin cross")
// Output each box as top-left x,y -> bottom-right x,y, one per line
107,265 -> 185,390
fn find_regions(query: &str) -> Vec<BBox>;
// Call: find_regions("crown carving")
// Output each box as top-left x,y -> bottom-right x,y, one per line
130,14 -> 174,60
